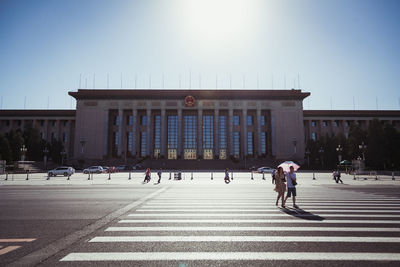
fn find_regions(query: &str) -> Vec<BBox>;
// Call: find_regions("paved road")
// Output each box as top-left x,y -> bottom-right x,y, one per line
1,179 -> 400,266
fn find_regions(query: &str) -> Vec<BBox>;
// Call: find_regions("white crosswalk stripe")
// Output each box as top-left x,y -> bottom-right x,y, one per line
60,185 -> 400,264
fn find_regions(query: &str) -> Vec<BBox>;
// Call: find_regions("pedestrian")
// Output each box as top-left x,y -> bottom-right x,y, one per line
224,168 -> 230,183
336,169 -> 343,184
271,169 -> 277,184
274,167 -> 286,207
143,168 -> 151,183
157,169 -> 162,183
284,165 -> 298,208
333,170 -> 337,181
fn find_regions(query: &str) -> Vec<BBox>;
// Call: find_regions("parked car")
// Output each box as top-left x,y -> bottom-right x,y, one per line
83,166 -> 103,174
132,164 -> 143,170
116,165 -> 127,171
257,166 -> 274,173
104,166 -> 118,173
48,166 -> 75,177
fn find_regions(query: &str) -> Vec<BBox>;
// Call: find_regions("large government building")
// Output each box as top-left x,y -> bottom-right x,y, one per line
1,89 -> 400,166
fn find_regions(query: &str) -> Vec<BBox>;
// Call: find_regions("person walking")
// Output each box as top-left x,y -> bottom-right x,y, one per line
271,169 -> 277,184
144,168 -> 151,183
274,167 -> 286,207
336,169 -> 343,184
224,168 -> 230,184
157,169 -> 162,183
284,166 -> 298,208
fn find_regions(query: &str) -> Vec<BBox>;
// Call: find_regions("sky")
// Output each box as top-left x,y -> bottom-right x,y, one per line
0,0 -> 399,110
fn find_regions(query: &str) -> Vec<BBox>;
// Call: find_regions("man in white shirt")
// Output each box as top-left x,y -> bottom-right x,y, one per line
284,166 -> 298,208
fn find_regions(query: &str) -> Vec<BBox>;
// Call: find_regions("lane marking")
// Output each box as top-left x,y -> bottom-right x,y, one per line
143,203 -> 400,206
60,252 -> 400,261
127,213 -> 400,218
0,238 -> 36,243
105,226 -> 400,232
136,209 -> 400,213
118,219 -> 400,224
89,236 -> 400,243
0,246 -> 21,255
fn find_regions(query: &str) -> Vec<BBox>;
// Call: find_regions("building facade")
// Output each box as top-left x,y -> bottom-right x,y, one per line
1,89 -> 399,164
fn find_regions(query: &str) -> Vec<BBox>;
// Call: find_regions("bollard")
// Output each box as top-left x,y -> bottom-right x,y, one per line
353,173 -> 356,180
210,172 -> 212,180
313,173 -> 316,180
392,172 -> 395,180
231,172 -> 233,180
129,172 -> 131,180
251,172 -> 254,180
47,172 -> 50,180
5,172 -> 8,181
169,172 -> 172,180
191,172 -> 194,180
67,174 -> 70,180
26,170 -> 29,180
88,173 -> 90,180
375,173 -> 378,180
262,172 -> 265,180
108,172 -> 111,180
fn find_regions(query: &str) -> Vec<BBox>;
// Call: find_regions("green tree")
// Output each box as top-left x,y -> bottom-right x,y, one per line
0,134 -> 12,163
23,123 -> 44,161
382,123 -> 400,170
6,130 -> 24,161
347,123 -> 366,160
48,139 -> 64,164
365,119 -> 385,170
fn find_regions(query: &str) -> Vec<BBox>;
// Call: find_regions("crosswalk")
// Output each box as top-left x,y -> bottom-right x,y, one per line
60,185 -> 400,265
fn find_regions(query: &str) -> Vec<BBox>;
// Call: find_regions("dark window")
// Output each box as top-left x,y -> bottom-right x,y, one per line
168,116 -> 178,149
233,115 -> 240,126
247,132 -> 253,155
141,115 -> 147,126
184,116 -> 197,149
260,132 -> 266,154
154,115 -> 161,150
233,132 -> 240,157
247,115 -> 253,126
140,132 -> 147,157
202,115 -> 213,149
219,116 -> 227,149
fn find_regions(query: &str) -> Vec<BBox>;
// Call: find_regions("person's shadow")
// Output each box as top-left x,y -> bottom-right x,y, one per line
279,207 -> 325,221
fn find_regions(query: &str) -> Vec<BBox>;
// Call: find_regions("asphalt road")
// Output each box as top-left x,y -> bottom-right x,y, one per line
1,177 -> 400,266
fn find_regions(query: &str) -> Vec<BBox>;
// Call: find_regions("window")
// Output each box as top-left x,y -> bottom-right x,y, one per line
40,120 -> 44,127
345,121 -> 349,127
127,132 -> 133,152
322,121 -> 327,127
311,132 -> 317,141
233,132 -> 240,157
333,121 -> 338,127
114,132 -> 119,145
345,132 -> 349,139
62,132 -> 68,143
247,132 -> 254,155
184,115 -> 197,159
219,116 -> 227,159
128,115 -> 133,126
247,115 -> 253,126
51,121 -> 56,127
115,116 -> 120,126
140,132 -> 147,157
141,115 -> 147,126
154,115 -> 161,158
51,132 -> 56,140
233,115 -> 240,126
167,116 -> 178,159
260,132 -> 266,154
203,115 -> 213,159
40,132 -> 44,140
311,121 -> 316,127
260,115 -> 266,126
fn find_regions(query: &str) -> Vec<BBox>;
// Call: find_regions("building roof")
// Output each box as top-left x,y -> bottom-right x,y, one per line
68,89 -> 310,100
0,110 -> 76,117
303,110 -> 400,118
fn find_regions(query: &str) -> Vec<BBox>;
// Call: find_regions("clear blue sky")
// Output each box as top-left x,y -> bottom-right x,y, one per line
0,0 -> 399,110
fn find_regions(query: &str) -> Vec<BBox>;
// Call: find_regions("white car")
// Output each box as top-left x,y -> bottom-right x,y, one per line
83,166 -> 103,174
48,166 -> 75,177
257,167 -> 274,173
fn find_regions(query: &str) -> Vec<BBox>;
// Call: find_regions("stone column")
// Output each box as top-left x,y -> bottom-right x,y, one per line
214,109 -> 219,157
229,109 -> 233,156
242,109 -> 248,157
103,109 -> 109,157
132,109 -> 137,157
197,109 -> 203,157
146,109 -> 151,157
161,108 -> 166,157
117,108 -> 123,156
257,109 -> 262,156
177,109 -> 182,157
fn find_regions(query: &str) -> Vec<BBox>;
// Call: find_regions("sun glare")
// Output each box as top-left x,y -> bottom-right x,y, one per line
179,0 -> 259,43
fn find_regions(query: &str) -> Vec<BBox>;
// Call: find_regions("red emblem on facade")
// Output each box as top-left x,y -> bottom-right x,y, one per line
185,95 -> 195,107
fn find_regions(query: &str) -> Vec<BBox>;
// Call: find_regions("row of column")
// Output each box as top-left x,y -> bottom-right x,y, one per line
109,108 -> 267,159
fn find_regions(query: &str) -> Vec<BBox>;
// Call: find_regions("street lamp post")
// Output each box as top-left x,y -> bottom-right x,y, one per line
43,146 -> 49,170
336,144 -> 343,164
305,149 -> 311,167
20,145 -> 27,161
318,147 -> 324,168
60,150 -> 67,166
359,142 -> 367,161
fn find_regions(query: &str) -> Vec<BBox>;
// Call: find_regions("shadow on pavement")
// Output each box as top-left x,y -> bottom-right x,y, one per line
279,207 -> 325,221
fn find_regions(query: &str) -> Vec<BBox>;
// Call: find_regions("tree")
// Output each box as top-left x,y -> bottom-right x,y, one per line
365,119 -> 385,170
0,134 -> 12,163
23,123 -> 44,161
48,139 -> 64,164
347,124 -> 366,160
6,130 -> 24,161
382,123 -> 400,170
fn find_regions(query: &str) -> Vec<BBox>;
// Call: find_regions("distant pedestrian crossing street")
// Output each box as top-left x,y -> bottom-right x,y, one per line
59,185 -> 400,265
